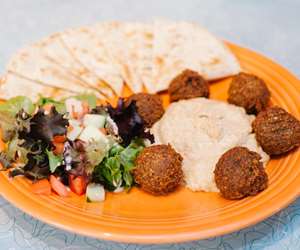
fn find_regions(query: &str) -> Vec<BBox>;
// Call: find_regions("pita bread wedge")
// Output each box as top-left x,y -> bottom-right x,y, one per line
93,22 -> 143,93
6,43 -> 106,100
40,34 -> 85,74
3,20 -> 241,99
0,72 -> 74,101
136,24 -> 155,93
152,19 -> 241,92
60,27 -> 123,96
39,34 -> 114,98
120,22 -> 155,93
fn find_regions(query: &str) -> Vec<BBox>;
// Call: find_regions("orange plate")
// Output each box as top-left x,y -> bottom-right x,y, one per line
0,43 -> 300,244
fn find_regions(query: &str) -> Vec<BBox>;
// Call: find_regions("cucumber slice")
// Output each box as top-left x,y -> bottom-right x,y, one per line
86,183 -> 105,202
83,114 -> 106,129
67,126 -> 83,141
79,126 -> 108,143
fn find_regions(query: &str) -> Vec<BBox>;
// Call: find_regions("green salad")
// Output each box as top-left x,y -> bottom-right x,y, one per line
0,94 -> 152,202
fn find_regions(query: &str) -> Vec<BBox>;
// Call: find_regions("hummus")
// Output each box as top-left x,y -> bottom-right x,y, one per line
151,98 -> 269,192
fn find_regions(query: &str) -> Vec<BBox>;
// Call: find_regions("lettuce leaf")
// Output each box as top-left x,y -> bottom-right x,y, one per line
92,139 -> 145,190
119,139 -> 144,171
19,106 -> 69,144
73,94 -> 97,108
37,94 -> 97,114
0,96 -> 35,116
10,146 -> 50,180
0,97 -> 35,141
0,152 -> 13,169
85,137 -> 116,167
37,97 -> 66,113
46,150 -> 63,173
6,136 -> 29,164
107,98 -> 154,146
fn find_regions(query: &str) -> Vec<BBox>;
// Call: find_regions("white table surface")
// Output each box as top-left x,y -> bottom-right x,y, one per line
0,0 -> 299,249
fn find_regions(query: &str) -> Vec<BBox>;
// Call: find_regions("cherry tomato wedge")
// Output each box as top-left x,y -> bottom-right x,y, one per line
53,142 -> 65,155
53,135 -> 67,143
50,175 -> 69,197
68,174 -> 87,196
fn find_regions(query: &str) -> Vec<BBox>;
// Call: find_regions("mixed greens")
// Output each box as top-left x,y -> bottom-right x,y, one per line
92,139 -> 145,191
0,94 -> 149,201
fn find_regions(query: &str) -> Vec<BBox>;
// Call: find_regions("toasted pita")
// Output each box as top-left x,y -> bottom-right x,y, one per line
0,73 -> 74,101
40,34 -> 85,74
93,22 -> 143,93
60,26 -> 123,96
120,22 -> 154,93
6,43 -> 106,99
3,20 -> 241,99
40,34 -> 113,98
136,24 -> 155,93
153,19 -> 240,92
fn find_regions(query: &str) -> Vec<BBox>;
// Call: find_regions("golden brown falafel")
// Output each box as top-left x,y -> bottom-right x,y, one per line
214,147 -> 268,200
168,69 -> 209,102
252,106 -> 300,155
133,144 -> 183,195
125,93 -> 164,128
228,72 -> 270,114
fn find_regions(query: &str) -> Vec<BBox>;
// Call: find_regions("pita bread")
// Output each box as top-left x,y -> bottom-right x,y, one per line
2,20 -> 241,99
7,44 -> 85,92
40,34 -> 85,74
0,73 -> 74,101
60,26 -> 123,96
152,19 -> 240,92
136,24 -> 155,93
40,34 -> 113,98
93,22 -> 143,93
6,43 -> 106,99
121,22 -> 154,93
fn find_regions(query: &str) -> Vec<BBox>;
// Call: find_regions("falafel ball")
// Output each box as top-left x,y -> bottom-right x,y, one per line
133,144 -> 183,195
214,147 -> 268,200
228,72 -> 271,114
125,93 -> 164,128
168,69 -> 209,102
252,106 -> 300,155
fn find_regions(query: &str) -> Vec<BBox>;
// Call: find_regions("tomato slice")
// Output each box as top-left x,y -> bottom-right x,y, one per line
50,175 -> 69,197
31,179 -> 51,195
69,174 -> 87,196
53,135 -> 67,143
53,142 -> 65,155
